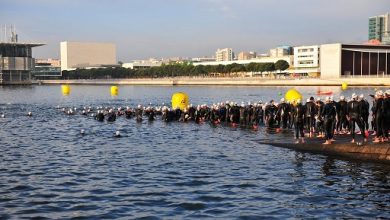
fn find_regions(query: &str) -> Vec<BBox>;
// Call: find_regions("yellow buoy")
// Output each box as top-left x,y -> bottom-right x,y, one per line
341,82 -> 348,90
110,86 -> 119,96
285,88 -> 302,105
61,85 -> 71,96
172,92 -> 189,110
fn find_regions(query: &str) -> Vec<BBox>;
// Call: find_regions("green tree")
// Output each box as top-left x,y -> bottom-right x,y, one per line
274,60 -> 289,72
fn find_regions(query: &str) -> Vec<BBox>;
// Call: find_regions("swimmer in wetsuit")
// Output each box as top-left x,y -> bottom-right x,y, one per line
322,97 -> 336,145
347,94 -> 366,143
292,99 -> 305,144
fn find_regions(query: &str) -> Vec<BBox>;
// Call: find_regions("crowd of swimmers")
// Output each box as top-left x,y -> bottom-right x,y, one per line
55,89 -> 390,144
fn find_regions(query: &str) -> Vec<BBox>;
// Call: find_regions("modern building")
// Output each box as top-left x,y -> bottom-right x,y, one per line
122,59 -> 162,70
193,55 -> 293,67
35,58 -> 60,67
60,41 -> 116,71
215,48 -> 234,61
270,46 -> 293,57
0,27 -> 44,84
293,45 -> 320,76
32,59 -> 61,79
368,12 -> 390,44
237,51 -> 256,60
320,43 -> 390,79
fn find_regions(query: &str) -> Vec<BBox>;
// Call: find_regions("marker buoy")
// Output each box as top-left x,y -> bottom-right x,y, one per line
285,89 -> 302,105
111,86 -> 119,96
172,92 -> 189,110
341,82 -> 348,91
61,85 -> 71,96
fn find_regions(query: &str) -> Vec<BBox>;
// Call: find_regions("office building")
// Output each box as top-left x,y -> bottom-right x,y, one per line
215,48 -> 234,61
369,13 -> 390,44
293,45 -> 320,75
237,51 -> 256,60
60,41 -> 116,71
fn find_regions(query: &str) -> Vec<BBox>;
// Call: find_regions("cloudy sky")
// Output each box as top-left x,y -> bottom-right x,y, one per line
0,0 -> 388,61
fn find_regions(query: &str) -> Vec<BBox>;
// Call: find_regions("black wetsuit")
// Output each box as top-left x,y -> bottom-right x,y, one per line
277,102 -> 290,129
107,112 -> 116,122
95,112 -> 105,122
188,106 -> 196,121
239,106 -> 247,127
265,104 -> 278,127
360,99 -> 370,130
219,106 -> 227,122
347,99 -> 365,140
135,108 -> 143,122
305,101 -> 317,132
373,98 -> 385,138
383,97 -> 390,139
316,101 -> 325,134
292,103 -> 305,139
322,102 -> 336,140
337,100 -> 348,132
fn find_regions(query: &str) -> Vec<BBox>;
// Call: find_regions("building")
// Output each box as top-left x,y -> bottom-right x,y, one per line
191,57 -> 216,62
215,48 -> 234,61
60,41 -> 116,71
320,43 -> 390,79
293,45 -> 320,76
35,58 -> 60,67
369,13 -> 390,44
237,51 -> 256,60
270,46 -> 293,57
122,59 -> 162,70
193,55 -> 293,67
0,27 -> 44,84
32,59 -> 61,79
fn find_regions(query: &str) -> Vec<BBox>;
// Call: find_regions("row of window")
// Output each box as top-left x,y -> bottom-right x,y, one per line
297,48 -> 316,53
297,55 -> 314,58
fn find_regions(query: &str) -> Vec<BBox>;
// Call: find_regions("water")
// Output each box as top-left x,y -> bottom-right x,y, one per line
0,85 -> 389,219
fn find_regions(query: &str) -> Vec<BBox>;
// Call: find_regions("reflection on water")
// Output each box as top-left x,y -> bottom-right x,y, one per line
0,85 -> 389,218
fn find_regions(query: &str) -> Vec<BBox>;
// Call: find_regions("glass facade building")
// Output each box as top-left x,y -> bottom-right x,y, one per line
0,43 -> 43,84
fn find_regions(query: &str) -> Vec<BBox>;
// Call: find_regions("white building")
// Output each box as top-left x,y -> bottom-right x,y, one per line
293,45 -> 320,75
122,59 -> 162,69
193,56 -> 293,67
60,41 -> 116,71
215,48 -> 234,61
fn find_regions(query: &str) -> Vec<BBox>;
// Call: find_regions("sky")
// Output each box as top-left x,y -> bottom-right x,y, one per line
0,0 -> 389,61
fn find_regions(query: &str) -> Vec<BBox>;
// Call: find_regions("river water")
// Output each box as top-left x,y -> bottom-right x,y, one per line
0,85 -> 389,219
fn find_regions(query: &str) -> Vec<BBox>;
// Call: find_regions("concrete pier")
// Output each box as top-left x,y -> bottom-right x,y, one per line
37,77 -> 390,86
262,138 -> 390,164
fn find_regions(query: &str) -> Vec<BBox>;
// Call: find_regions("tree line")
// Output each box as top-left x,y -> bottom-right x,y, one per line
61,60 -> 290,79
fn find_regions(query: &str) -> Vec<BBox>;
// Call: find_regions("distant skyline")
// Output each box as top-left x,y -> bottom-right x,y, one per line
0,0 -> 389,61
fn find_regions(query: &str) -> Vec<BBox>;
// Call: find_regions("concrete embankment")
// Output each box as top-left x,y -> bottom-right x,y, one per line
264,141 -> 390,164
38,77 -> 390,86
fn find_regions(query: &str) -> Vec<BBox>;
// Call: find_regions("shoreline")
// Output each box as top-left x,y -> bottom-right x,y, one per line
35,77 -> 390,86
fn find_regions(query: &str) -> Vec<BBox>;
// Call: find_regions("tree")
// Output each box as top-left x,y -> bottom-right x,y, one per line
274,60 -> 289,72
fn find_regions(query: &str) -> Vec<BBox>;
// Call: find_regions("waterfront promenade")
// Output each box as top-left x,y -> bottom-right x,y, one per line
38,77 -> 390,86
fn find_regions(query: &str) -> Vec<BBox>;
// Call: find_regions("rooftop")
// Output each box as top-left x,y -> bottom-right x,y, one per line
0,42 -> 45,47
